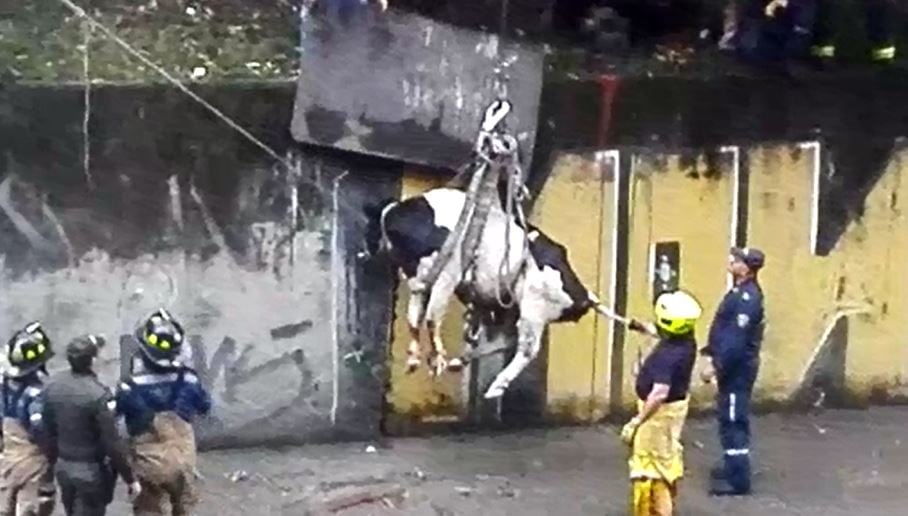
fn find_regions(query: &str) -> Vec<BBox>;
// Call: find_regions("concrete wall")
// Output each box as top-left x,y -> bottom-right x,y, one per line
0,84 -> 398,448
291,8 -> 545,170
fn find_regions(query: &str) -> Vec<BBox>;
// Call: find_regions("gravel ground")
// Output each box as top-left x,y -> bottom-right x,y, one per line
75,406 -> 908,515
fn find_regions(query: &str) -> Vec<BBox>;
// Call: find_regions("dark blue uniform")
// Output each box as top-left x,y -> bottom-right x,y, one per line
1,374 -> 47,442
635,336 -> 697,403
703,278 -> 765,494
115,355 -> 211,438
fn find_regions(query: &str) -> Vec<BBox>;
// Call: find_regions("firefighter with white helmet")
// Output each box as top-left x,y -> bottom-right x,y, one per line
622,290 -> 703,516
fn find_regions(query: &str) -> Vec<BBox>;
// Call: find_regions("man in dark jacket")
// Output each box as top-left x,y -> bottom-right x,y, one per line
41,335 -> 141,516
701,247 -> 766,496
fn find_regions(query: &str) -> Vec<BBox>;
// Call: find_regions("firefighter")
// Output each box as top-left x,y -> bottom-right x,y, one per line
765,0 -> 897,63
734,0 -> 818,64
41,334 -> 141,516
811,0 -> 896,63
701,247 -> 766,496
621,290 -> 702,516
0,322 -> 55,516
116,309 -> 212,516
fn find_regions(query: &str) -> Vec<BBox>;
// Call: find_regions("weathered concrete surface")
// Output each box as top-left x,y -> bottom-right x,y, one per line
0,84 -> 399,447
85,406 -> 908,515
291,8 -> 545,169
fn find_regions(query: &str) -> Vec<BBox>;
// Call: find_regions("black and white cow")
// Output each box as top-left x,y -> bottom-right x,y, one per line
363,187 -> 609,399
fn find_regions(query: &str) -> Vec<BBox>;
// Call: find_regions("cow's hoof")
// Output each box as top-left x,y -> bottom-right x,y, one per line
484,384 -> 506,399
430,357 -> 448,377
406,356 -> 421,373
446,358 -> 465,373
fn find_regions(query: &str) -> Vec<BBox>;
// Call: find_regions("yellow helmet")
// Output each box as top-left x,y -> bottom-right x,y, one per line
653,290 -> 703,336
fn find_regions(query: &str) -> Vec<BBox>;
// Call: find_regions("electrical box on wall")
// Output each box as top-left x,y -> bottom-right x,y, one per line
651,241 -> 680,303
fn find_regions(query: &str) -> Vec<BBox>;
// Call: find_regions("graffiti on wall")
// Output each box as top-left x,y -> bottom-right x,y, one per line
0,143 -> 362,445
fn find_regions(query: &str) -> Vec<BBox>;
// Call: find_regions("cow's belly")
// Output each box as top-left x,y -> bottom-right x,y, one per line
519,263 -> 577,322
462,211 -> 528,300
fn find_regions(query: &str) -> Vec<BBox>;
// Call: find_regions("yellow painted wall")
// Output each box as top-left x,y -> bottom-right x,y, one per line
745,144 -> 908,403
623,152 -> 736,407
384,169 -> 469,431
528,151 -> 619,422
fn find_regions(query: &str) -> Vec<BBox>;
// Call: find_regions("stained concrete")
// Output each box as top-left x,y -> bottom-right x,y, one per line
81,406 -> 908,515
0,84 -> 399,447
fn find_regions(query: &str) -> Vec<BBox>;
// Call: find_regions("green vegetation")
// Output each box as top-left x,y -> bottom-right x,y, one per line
1,0 -> 299,83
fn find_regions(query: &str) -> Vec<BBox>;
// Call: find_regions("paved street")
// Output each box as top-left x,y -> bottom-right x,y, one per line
96,406 -> 908,515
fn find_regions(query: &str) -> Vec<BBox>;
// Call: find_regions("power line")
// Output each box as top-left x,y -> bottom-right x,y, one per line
57,0 -> 375,225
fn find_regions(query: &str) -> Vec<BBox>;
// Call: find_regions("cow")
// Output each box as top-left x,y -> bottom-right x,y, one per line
362,187 -> 613,399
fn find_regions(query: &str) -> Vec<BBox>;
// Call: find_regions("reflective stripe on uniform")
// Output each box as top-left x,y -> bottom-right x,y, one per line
725,448 -> 750,456
24,386 -> 42,397
730,393 -> 736,422
873,46 -> 896,61
811,45 -> 835,58
29,413 -> 42,422
132,372 -> 180,385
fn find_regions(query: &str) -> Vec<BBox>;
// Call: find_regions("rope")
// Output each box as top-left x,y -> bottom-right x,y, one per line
495,159 -> 529,309
59,0 -> 288,165
57,0 -> 373,224
81,20 -> 93,189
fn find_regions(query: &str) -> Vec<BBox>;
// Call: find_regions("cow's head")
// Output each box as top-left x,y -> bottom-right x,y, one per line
359,197 -> 397,260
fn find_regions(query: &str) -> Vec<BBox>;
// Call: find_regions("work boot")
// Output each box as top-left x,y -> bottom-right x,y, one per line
710,464 -> 726,481
710,485 -> 751,496
709,475 -> 751,496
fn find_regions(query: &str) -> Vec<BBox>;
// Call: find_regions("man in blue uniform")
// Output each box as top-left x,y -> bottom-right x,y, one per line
116,309 -> 211,515
701,247 -> 765,496
0,322 -> 56,516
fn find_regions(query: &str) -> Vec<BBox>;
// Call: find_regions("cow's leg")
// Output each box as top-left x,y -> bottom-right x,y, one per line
424,270 -> 461,377
484,315 -> 546,399
405,290 -> 427,373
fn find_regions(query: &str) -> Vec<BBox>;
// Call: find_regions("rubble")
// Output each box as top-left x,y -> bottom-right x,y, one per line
289,483 -> 407,515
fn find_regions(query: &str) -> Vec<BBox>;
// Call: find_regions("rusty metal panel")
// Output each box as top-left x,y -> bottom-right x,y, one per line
291,8 -> 544,170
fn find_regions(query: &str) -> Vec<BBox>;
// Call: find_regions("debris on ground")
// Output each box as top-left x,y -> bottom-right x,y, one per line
365,444 -> 377,454
289,483 -> 407,514
228,470 -> 249,483
454,486 -> 473,497
318,475 -> 393,492
410,467 -> 427,481
496,483 -> 519,498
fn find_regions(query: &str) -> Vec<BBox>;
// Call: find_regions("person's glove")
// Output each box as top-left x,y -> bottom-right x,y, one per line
621,416 -> 642,446
629,319 -> 657,337
765,0 -> 788,18
128,481 -> 142,502
700,359 -> 716,384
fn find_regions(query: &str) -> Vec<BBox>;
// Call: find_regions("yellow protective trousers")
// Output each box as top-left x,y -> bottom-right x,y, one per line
631,479 -> 676,516
628,398 -> 690,516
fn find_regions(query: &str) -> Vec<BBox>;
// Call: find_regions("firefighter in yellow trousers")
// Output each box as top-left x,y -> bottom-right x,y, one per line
622,290 -> 703,516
